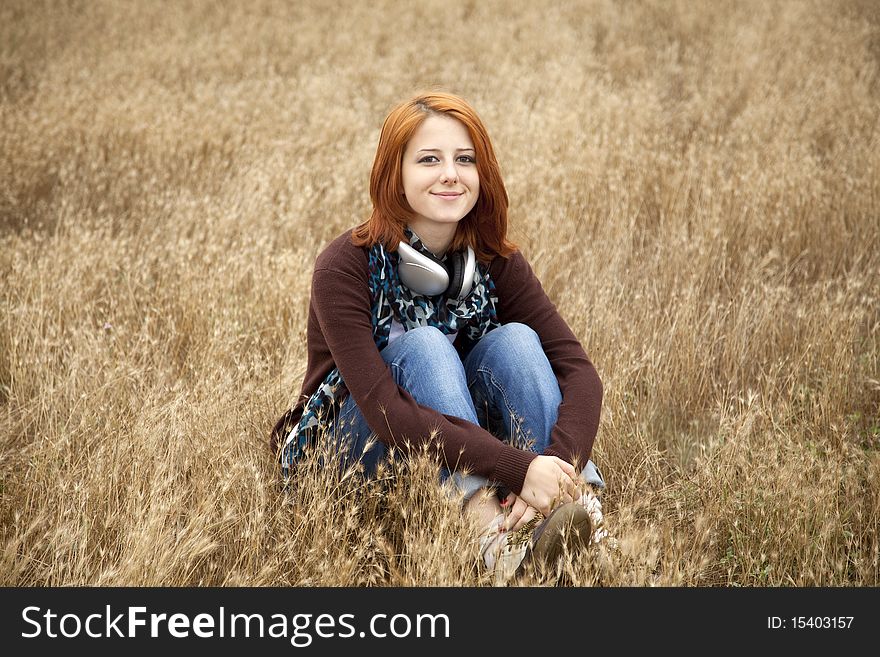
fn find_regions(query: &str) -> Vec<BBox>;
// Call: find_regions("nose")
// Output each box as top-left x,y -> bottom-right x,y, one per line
441,160 -> 458,184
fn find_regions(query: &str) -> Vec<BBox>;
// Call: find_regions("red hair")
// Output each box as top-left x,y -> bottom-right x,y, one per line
352,91 -> 517,262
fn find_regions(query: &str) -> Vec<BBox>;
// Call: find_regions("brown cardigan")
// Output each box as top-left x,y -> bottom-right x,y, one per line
270,228 -> 602,495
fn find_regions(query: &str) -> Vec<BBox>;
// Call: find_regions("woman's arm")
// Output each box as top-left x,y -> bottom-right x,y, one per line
490,252 -> 603,469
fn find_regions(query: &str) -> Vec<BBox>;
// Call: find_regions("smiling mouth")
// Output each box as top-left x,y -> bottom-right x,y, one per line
432,192 -> 462,198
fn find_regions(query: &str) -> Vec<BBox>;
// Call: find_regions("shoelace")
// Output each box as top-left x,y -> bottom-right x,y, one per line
577,490 -> 613,546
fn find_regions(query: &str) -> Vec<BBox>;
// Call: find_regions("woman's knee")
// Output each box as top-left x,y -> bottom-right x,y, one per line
385,325 -> 467,388
493,322 -> 540,349
388,325 -> 458,367
480,322 -> 544,367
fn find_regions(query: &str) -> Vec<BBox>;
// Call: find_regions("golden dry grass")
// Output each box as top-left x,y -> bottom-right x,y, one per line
1,0 -> 878,586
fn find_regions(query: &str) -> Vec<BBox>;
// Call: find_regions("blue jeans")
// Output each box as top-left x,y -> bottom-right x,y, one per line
332,323 -> 604,500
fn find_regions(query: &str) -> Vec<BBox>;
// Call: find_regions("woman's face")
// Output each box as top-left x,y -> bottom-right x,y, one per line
400,114 -> 479,233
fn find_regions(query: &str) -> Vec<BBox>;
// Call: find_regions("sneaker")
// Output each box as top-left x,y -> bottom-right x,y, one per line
482,502 -> 593,585
479,514 -> 528,586
487,514 -> 540,586
526,501 -> 593,567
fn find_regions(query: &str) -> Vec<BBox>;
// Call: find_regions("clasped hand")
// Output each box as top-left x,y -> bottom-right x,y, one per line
502,455 -> 580,531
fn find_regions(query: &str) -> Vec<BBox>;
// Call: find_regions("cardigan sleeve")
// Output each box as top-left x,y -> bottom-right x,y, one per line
309,264 -> 538,494
490,251 -> 603,468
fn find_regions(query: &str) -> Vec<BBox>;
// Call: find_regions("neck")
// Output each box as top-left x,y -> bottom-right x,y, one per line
408,221 -> 456,259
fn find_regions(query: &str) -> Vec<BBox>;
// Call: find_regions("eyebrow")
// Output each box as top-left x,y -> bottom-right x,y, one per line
417,148 -> 476,153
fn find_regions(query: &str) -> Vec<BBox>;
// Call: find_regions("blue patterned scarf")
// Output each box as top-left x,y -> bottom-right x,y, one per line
281,228 -> 500,469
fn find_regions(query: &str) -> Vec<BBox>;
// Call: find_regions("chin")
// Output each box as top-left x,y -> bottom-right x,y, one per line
419,213 -> 462,224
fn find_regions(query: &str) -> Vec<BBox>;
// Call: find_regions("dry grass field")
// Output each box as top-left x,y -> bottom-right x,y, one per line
1,0 -> 878,587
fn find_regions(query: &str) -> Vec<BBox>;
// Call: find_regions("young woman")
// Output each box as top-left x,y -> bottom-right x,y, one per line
270,91 -> 608,584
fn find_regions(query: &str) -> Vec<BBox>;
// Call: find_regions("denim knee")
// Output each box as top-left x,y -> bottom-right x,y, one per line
485,322 -> 540,352
382,325 -> 476,420
481,323 -> 554,392
385,326 -> 460,380
391,325 -> 451,354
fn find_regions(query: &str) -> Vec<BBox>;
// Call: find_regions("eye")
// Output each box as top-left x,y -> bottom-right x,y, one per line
457,154 -> 476,164
418,155 -> 439,164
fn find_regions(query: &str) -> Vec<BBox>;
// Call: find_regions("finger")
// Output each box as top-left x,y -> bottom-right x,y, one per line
552,471 -> 576,502
553,457 -> 579,480
557,471 -> 580,501
563,476 -> 579,501
511,505 -> 538,532
504,509 -> 523,531
508,498 -> 531,529
503,501 -> 526,531
508,497 -> 531,530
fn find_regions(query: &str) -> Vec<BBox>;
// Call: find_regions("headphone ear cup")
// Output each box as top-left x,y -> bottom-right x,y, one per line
398,241 -> 449,296
460,246 -> 475,298
444,252 -> 464,299
445,250 -> 466,299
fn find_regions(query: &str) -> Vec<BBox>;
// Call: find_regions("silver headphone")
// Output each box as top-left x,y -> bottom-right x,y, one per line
397,241 -> 476,300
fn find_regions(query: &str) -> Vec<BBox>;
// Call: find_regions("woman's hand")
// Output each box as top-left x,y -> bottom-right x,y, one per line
517,455 -> 579,517
500,492 -> 538,532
